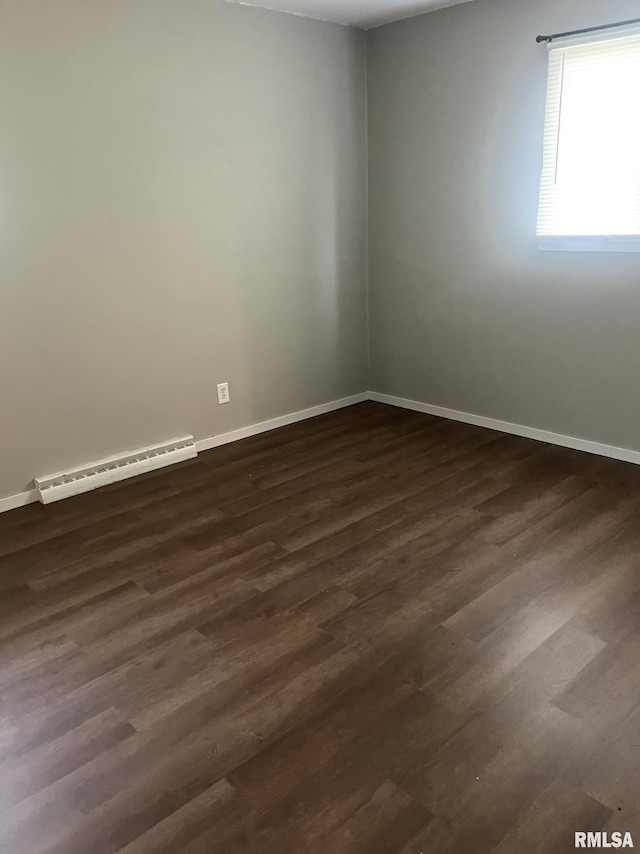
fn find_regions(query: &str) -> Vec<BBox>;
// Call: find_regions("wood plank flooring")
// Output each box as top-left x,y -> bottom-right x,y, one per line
1,401 -> 640,853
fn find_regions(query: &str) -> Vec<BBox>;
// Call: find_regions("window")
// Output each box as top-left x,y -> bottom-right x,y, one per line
537,26 -> 640,251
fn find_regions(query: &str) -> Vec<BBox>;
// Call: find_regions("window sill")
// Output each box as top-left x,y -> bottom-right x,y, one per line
537,236 -> 640,253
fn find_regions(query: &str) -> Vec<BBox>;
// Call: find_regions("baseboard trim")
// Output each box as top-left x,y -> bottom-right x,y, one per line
196,392 -> 369,452
610,445 -> 640,466
0,393 -> 369,515
0,489 -> 39,515
3,388 -> 639,515
369,391 -> 640,466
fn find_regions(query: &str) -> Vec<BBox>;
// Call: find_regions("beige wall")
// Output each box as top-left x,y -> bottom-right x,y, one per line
0,0 -> 368,499
368,0 -> 640,451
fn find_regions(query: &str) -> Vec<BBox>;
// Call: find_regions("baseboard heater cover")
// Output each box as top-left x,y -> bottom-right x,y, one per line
34,436 -> 197,504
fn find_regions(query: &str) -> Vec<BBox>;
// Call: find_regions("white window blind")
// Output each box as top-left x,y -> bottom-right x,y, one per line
537,26 -> 640,251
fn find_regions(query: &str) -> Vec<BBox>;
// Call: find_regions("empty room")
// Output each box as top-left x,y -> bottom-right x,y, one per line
2,0 -> 640,850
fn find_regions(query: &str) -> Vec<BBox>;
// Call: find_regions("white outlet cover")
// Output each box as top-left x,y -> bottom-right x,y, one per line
217,382 -> 230,404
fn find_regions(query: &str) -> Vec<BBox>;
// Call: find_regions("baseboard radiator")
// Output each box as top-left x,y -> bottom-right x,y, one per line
34,436 -> 197,504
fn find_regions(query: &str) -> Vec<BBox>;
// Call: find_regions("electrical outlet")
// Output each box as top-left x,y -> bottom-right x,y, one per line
217,382 -> 230,405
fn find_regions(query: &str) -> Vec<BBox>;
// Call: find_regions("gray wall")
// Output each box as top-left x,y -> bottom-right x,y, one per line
0,0 -> 368,499
4,0 -> 640,503
368,0 -> 640,450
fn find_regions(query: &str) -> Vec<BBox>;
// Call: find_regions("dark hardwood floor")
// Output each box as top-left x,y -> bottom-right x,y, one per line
1,401 -> 640,853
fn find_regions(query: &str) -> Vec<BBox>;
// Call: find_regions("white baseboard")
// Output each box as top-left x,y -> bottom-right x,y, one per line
0,488 -> 39,515
610,445 -> 640,466
0,392 -> 369,515
196,392 -> 369,452
3,388 -> 639,516
369,391 -> 640,466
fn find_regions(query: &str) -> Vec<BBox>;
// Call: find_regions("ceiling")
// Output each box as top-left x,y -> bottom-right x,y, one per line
229,0 -> 477,29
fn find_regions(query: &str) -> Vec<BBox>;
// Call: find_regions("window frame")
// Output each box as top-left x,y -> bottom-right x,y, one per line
536,25 -> 640,253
